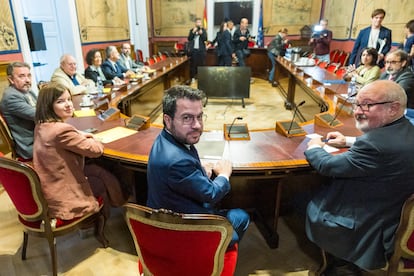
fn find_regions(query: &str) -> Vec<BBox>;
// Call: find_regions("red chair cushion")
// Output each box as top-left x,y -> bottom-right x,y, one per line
130,219 -> 223,276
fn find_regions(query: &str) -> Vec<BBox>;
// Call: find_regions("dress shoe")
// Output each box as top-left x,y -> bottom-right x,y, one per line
272,81 -> 279,87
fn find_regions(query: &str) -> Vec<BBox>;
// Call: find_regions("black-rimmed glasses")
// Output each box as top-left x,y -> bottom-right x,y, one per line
352,101 -> 393,112
176,114 -> 207,125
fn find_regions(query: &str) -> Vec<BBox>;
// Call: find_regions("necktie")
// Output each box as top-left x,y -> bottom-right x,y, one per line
113,63 -> 118,73
71,75 -> 80,85
388,74 -> 395,81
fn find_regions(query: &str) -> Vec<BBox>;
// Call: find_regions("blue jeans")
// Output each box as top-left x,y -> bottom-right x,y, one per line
217,208 -> 250,246
405,108 -> 414,125
267,51 -> 276,82
235,49 -> 246,67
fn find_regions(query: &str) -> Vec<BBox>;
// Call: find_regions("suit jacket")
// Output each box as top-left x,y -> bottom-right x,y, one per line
349,26 -> 392,66
187,27 -> 207,53
101,59 -> 127,80
50,67 -> 92,95
33,122 -> 103,220
118,53 -> 143,71
146,129 -> 230,214
0,86 -> 36,159
215,30 -> 233,57
233,28 -> 250,51
304,117 -> 414,270
84,66 -> 113,86
380,67 -> 414,108
268,33 -> 286,56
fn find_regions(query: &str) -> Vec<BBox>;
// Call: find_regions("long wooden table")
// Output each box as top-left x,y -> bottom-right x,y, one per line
68,56 -> 361,249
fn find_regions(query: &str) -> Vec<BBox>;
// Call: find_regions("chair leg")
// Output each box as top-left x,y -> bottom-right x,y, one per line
95,213 -> 109,248
46,235 -> 58,276
21,231 -> 28,260
309,249 -> 328,276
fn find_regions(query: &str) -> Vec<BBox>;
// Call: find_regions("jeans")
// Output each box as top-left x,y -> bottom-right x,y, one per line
267,51 -> 276,82
235,49 -> 246,66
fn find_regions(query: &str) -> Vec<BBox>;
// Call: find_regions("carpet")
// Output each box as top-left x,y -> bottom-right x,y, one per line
64,247 -> 138,276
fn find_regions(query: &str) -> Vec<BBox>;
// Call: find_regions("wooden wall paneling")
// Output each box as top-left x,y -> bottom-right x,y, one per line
263,0 -> 322,36
324,0 -> 355,40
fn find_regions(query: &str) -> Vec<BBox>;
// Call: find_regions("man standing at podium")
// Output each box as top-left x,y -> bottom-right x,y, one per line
146,85 -> 249,247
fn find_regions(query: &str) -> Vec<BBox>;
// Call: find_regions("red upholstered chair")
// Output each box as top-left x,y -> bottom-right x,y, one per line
337,52 -> 350,67
145,57 -> 155,66
336,67 -> 347,78
0,157 -> 107,276
387,194 -> 414,275
326,63 -> 338,73
330,49 -> 340,63
124,203 -> 238,276
136,49 -> 144,62
318,61 -> 328,69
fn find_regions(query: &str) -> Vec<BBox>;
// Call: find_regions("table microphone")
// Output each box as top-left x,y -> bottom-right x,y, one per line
329,91 -> 358,126
228,117 -> 243,138
287,100 -> 306,134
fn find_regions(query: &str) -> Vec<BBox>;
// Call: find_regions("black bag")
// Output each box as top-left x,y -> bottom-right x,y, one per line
242,48 -> 251,57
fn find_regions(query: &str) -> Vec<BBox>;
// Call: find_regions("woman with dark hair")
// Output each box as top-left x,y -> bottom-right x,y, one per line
343,47 -> 381,85
33,84 -> 126,225
84,48 -> 123,86
213,21 -> 233,66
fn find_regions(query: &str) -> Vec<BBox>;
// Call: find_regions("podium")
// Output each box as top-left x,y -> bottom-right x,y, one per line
275,121 -> 307,137
314,112 -> 343,128
223,123 -> 250,140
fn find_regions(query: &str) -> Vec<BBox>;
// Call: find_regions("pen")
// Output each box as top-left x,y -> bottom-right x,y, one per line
322,139 -> 330,142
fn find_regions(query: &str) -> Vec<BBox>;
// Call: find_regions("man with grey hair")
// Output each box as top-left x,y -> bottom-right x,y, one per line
102,45 -> 134,81
50,54 -> 94,95
380,49 -> 414,123
0,62 -> 37,160
305,80 -> 414,274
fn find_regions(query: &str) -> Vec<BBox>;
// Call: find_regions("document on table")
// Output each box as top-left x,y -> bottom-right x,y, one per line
94,127 -> 137,144
306,133 -> 339,153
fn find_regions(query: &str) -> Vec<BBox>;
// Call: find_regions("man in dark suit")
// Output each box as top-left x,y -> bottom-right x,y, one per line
305,80 -> 414,273
0,62 -> 36,160
101,45 -> 134,80
187,18 -> 207,83
146,85 -> 249,247
349,8 -> 392,67
380,49 -> 414,111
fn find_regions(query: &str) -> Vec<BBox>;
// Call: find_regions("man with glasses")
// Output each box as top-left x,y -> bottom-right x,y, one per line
304,80 -> 414,274
146,85 -> 249,247
51,54 -> 94,95
380,49 -> 414,123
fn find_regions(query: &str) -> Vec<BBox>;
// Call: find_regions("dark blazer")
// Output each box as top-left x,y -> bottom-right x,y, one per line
0,86 -> 36,159
380,67 -> 414,108
267,33 -> 285,56
187,27 -> 208,53
146,129 -> 230,214
84,66 -> 113,85
349,26 -> 392,66
215,30 -> 233,57
101,59 -> 127,80
233,28 -> 250,52
304,117 -> 414,270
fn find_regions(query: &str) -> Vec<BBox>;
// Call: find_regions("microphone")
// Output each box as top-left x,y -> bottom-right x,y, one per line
287,100 -> 306,134
227,117 -> 243,138
329,91 -> 357,126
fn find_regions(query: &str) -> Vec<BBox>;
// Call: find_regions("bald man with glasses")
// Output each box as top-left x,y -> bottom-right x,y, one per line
304,80 -> 414,274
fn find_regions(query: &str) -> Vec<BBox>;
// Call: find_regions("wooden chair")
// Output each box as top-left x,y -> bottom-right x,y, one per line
124,203 -> 238,276
387,194 -> 414,275
318,61 -> 328,69
336,67 -> 347,78
330,49 -> 340,63
337,52 -> 350,67
145,57 -> 155,66
326,63 -> 338,73
0,113 -> 16,159
136,49 -> 144,63
0,157 -> 108,276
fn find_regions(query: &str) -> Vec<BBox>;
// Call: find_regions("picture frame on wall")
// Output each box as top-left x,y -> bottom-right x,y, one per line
0,0 -> 20,53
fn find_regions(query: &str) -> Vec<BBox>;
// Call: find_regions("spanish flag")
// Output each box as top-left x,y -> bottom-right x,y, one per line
203,6 -> 207,29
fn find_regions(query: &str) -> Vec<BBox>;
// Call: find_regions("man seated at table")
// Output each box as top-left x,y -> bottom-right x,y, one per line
305,80 -> 414,274
102,45 -> 134,81
118,43 -> 149,73
146,85 -> 250,247
380,49 -> 414,123
0,62 -> 37,160
50,54 -> 94,95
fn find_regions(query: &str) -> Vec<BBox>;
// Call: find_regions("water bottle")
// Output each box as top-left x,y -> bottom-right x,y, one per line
348,76 -> 356,98
96,76 -> 104,94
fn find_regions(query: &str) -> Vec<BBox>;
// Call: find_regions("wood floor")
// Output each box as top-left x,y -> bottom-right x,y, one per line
0,78 -> 386,275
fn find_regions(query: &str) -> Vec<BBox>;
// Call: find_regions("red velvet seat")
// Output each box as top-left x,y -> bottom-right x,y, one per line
136,49 -> 144,62
124,203 -> 237,276
0,157 -> 107,276
336,67 -> 347,78
326,63 -> 338,73
318,61 -> 328,69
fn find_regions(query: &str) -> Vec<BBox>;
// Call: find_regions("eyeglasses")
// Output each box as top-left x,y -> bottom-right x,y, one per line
385,60 -> 401,65
176,114 -> 206,125
352,101 -> 393,111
